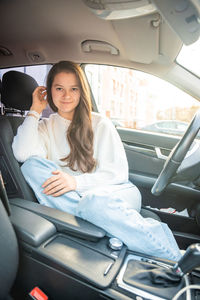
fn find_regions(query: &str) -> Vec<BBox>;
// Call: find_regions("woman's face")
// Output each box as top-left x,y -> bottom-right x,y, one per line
51,71 -> 81,120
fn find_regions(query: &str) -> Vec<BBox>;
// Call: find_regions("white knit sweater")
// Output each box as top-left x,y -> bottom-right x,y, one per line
12,112 -> 129,193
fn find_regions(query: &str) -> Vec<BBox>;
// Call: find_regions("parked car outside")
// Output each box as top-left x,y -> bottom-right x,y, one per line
142,120 -> 189,136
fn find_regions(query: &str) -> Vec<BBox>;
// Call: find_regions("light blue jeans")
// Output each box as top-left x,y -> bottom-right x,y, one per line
21,156 -> 181,261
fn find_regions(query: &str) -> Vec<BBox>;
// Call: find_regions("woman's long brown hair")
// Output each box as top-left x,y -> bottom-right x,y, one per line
46,61 -> 96,173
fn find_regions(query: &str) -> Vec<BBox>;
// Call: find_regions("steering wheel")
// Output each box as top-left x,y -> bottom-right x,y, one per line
151,110 -> 200,196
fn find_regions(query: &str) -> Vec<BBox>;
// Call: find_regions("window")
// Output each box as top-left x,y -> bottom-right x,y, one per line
85,64 -> 200,138
176,38 -> 200,78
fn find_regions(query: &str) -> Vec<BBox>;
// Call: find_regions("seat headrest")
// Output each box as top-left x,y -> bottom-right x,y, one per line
1,71 -> 38,111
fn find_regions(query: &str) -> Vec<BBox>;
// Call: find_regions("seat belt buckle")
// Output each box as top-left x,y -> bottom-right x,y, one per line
29,287 -> 48,300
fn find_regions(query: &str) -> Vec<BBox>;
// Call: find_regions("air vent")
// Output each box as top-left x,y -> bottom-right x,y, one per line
0,46 -> 13,56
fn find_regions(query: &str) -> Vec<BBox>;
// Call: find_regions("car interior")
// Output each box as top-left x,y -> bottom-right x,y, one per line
0,0 -> 200,299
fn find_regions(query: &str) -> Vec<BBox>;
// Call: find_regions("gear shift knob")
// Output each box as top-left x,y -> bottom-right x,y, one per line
173,243 -> 200,276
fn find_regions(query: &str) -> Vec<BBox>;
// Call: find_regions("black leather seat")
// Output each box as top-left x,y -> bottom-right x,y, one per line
0,80 -> 17,297
1,71 -> 38,201
0,70 -> 160,221
0,197 -> 19,299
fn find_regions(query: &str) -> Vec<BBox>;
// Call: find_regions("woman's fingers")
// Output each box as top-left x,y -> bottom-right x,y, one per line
44,182 -> 67,195
42,170 -> 76,196
33,86 -> 46,96
52,170 -> 60,175
31,86 -> 47,113
33,86 -> 46,101
50,187 -> 70,197
42,171 -> 60,188
43,178 -> 62,194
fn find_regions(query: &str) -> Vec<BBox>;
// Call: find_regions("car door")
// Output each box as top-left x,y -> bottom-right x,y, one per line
84,63 -> 200,249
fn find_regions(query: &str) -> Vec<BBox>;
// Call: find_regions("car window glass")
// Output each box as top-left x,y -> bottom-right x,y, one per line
85,64 -> 200,138
177,38 -> 200,78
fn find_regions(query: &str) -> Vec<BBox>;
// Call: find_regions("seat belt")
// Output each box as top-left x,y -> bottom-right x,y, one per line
0,170 -> 11,216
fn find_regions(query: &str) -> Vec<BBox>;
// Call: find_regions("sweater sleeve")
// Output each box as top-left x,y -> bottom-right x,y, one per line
12,115 -> 48,162
75,118 -> 129,193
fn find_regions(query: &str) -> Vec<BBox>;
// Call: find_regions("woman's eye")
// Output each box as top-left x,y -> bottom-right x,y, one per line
56,87 -> 62,91
72,87 -> 79,92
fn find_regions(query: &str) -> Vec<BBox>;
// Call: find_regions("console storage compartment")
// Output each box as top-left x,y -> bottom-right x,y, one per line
9,202 -> 126,297
32,234 -> 126,288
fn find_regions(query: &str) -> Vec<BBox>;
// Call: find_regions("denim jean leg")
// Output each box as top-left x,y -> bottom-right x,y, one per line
21,156 -> 81,215
76,190 -> 181,261
110,182 -> 142,212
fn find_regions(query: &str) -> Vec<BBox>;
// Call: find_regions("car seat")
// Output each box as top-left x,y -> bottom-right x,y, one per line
0,70 -> 160,221
0,196 -> 19,299
0,71 -> 37,201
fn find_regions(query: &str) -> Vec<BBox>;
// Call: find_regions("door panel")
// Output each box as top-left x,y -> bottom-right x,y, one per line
118,127 -> 200,248
117,127 -> 200,202
118,127 -> 179,177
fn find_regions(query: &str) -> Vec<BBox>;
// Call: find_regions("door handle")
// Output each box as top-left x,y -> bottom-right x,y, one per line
155,147 -> 168,160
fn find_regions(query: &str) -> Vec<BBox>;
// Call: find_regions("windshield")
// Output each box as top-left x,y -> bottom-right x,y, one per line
176,37 -> 200,77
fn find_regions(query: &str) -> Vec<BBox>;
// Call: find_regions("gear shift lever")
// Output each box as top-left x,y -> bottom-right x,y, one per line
173,243 -> 200,276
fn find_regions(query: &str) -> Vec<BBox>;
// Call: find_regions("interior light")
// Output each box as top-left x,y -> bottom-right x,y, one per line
82,0 -> 157,20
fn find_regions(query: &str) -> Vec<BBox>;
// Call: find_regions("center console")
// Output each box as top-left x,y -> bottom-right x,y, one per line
9,198 -> 200,300
117,254 -> 186,300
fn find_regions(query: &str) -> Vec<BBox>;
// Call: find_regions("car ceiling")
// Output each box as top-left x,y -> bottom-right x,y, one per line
1,0 -> 200,100
0,0 -> 182,68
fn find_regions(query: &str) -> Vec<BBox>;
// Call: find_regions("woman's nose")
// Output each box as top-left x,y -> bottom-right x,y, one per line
63,90 -> 70,99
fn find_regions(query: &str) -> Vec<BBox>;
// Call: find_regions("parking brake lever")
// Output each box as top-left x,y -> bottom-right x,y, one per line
173,243 -> 200,276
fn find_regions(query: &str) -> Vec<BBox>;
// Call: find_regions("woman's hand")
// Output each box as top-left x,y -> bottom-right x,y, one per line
30,86 -> 48,114
42,170 -> 77,197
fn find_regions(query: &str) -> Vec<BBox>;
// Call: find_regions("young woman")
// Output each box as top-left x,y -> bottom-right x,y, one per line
12,61 -> 181,261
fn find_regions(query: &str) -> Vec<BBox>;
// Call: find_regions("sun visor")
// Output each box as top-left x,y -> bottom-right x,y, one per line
112,13 -> 160,64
